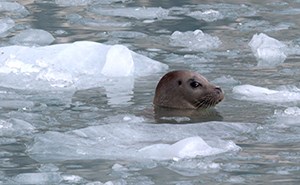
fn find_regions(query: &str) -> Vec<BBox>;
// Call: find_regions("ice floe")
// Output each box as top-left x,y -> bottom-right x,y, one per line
9,29 -> 55,46
0,118 -> 36,137
212,75 -> 240,86
188,9 -> 224,22
248,33 -> 287,67
27,121 -> 252,162
90,7 -> 169,20
139,136 -> 238,160
55,0 -> 95,6
233,84 -> 300,103
12,172 -> 62,184
67,13 -> 131,28
0,18 -> 15,36
273,107 -> 300,125
0,2 -> 29,17
170,30 -> 221,51
0,41 -> 168,90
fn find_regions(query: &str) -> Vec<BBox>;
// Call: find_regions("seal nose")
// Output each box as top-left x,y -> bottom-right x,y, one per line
214,87 -> 223,95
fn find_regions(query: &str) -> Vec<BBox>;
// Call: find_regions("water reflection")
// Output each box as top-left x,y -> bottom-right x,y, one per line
154,106 -> 223,123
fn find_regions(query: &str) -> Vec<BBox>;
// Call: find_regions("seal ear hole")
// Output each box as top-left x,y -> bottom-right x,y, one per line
190,81 -> 202,88
177,80 -> 182,86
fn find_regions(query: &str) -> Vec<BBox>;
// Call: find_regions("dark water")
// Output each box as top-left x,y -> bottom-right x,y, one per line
1,0 -> 300,184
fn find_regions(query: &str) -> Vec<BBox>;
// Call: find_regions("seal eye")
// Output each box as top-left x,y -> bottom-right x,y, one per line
190,81 -> 201,88
177,80 -> 182,86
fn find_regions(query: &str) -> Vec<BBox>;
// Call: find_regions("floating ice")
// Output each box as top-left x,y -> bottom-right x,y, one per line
248,33 -> 287,67
139,136 -> 238,160
67,13 -> 131,28
273,107 -> 300,125
90,7 -> 169,20
12,172 -> 62,184
0,18 -> 15,35
170,30 -> 221,51
212,75 -> 240,86
233,84 -> 300,103
55,0 -> 94,6
0,41 -> 168,90
188,9 -> 224,22
101,45 -> 134,77
0,2 -> 29,17
27,121 -> 249,162
0,118 -> 36,137
9,29 -> 55,46
56,0 -> 127,6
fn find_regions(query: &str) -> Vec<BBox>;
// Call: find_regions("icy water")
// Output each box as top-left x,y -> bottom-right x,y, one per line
1,0 -> 300,184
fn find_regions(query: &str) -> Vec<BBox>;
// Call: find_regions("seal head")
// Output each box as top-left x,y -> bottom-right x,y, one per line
153,70 -> 224,109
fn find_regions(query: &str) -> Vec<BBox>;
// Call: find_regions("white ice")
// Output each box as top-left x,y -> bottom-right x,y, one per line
170,30 -> 221,51
101,45 -> 134,77
9,29 -> 55,46
188,9 -> 224,22
90,7 -> 169,20
233,84 -> 300,103
27,121 -> 251,162
273,107 -> 300,126
139,136 -> 238,160
0,41 -> 168,90
248,33 -> 287,67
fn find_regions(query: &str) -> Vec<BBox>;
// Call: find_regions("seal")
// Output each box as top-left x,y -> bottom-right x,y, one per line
153,70 -> 224,109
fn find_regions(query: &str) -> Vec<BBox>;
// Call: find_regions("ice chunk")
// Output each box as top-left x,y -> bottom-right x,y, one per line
101,45 -> 134,77
13,172 -> 62,184
188,9 -> 224,22
0,118 -> 35,137
0,2 -> 29,17
27,121 -> 249,162
233,84 -> 300,103
0,41 -> 168,90
273,107 -> 300,125
10,29 -> 55,46
67,14 -> 131,28
170,30 -> 221,51
212,75 -> 240,85
90,7 -> 169,20
55,0 -> 94,6
0,100 -> 35,110
0,18 -> 15,35
248,33 -> 287,67
56,0 -> 128,6
139,136 -> 238,160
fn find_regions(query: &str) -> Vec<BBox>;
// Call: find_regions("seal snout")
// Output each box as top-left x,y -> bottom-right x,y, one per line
214,87 -> 223,95
214,86 -> 224,104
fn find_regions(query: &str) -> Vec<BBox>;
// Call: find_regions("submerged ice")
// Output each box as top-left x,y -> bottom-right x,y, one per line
27,121 -> 246,162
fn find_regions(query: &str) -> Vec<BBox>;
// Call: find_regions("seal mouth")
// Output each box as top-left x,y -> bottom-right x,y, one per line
193,94 -> 224,109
